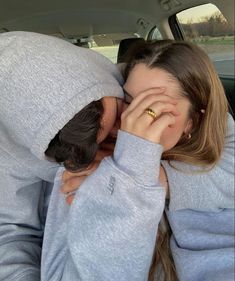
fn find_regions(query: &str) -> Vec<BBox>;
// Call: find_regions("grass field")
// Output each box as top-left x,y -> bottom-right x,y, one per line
192,36 -> 234,45
91,36 -> 234,62
91,46 -> 119,63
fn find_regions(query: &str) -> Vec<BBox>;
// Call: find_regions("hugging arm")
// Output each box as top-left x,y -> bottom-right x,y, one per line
0,152 -> 52,281
41,88 -> 179,281
41,131 -> 166,281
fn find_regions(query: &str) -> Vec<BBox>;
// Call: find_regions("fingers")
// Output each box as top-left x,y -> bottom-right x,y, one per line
138,101 -> 180,124
61,154 -> 104,201
61,147 -> 110,205
122,88 -> 177,118
122,96 -> 178,125
66,194 -> 75,205
121,89 -> 180,144
144,113 -> 177,143
123,87 -> 166,114
122,96 -> 179,129
61,144 -> 114,205
61,175 -> 86,193
62,170 -> 78,182
95,149 -> 113,161
61,160 -> 100,194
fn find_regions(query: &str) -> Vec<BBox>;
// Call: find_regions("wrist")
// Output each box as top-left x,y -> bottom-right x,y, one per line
113,130 -> 163,186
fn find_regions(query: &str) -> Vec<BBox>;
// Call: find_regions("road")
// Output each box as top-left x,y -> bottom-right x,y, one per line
213,59 -> 234,76
209,52 -> 234,76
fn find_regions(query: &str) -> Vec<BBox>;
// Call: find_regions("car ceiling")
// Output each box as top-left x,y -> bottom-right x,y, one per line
0,0 -> 233,39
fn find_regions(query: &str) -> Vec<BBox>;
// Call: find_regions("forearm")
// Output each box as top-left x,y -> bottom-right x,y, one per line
0,242 -> 41,281
0,167 -> 48,281
41,131 -> 166,281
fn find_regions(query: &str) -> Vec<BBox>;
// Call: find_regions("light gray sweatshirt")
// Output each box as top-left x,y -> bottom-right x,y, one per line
0,31 -> 234,281
41,114 -> 235,281
0,31 -> 123,281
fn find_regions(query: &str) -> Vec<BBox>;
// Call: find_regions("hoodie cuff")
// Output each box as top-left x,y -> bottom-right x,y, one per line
113,130 -> 163,186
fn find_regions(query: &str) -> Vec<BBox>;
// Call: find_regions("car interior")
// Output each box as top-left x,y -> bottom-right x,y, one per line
0,0 -> 234,115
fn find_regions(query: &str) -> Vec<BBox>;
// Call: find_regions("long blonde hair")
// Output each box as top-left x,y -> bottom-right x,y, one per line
124,40 -> 228,280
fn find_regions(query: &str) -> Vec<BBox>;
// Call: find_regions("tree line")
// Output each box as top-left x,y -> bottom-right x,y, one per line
181,12 -> 234,39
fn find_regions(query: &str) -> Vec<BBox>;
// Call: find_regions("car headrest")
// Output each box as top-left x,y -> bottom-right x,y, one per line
117,38 -> 145,63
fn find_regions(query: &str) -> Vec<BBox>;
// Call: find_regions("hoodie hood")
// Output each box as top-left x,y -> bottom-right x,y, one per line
0,31 -> 124,160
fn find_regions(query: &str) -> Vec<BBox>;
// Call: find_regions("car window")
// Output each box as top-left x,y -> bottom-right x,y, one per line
149,27 -> 163,40
176,3 -> 234,77
90,33 -> 139,63
66,33 -> 139,63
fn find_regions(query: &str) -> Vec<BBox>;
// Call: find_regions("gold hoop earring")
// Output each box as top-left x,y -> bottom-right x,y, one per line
187,133 -> 192,139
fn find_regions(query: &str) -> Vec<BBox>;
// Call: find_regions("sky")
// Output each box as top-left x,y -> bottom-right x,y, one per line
177,3 -> 220,23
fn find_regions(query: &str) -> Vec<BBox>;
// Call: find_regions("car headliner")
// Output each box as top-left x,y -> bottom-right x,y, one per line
0,0 -> 233,40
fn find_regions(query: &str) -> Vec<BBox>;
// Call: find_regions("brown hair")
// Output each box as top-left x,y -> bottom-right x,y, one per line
45,100 -> 104,171
124,40 -> 228,280
124,40 -> 228,167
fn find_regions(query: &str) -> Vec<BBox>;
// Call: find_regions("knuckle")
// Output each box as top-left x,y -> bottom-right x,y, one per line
146,94 -> 158,103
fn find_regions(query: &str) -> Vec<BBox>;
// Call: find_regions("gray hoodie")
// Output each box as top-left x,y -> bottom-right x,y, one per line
0,31 -> 123,281
1,31 -> 234,281
41,114 -> 234,281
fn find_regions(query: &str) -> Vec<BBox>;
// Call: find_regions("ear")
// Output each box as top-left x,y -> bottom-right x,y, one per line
184,118 -> 193,134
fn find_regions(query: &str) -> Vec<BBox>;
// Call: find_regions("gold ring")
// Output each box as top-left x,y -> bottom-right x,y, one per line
144,108 -> 157,120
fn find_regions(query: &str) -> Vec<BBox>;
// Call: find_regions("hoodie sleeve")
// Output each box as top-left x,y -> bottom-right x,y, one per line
0,151 -> 53,281
41,130 -> 166,281
161,114 -> 235,280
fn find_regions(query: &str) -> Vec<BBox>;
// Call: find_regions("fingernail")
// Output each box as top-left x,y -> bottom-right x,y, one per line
66,194 -> 75,205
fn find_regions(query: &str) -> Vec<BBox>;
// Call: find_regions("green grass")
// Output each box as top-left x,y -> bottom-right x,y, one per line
192,36 -> 234,45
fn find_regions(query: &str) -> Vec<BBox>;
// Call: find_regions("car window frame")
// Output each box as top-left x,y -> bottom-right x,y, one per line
168,9 -> 234,78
